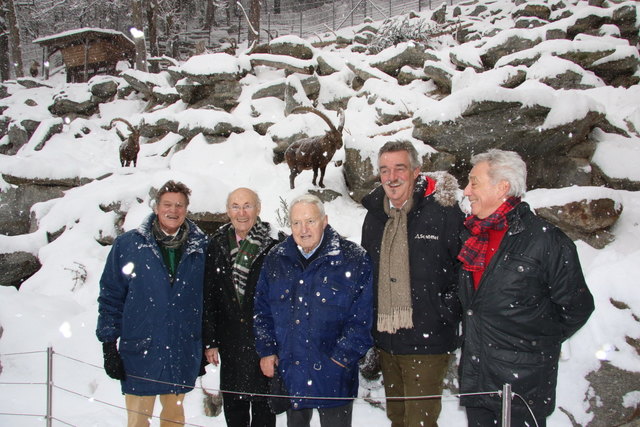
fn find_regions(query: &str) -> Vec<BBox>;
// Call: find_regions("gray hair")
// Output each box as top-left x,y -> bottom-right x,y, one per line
288,194 -> 325,221
378,140 -> 420,170
470,149 -> 527,197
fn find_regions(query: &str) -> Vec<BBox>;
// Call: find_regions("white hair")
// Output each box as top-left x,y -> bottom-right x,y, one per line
471,149 -> 527,197
288,194 -> 325,221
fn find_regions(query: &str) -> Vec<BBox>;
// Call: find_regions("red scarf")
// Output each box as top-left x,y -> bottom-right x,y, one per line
458,197 -> 521,272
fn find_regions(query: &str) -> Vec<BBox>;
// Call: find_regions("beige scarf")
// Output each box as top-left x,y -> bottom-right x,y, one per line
377,196 -> 414,333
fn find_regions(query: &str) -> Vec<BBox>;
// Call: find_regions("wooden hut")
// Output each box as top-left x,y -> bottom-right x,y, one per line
33,28 -> 136,83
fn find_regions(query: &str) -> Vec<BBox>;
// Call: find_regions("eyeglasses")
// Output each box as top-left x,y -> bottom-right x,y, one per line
229,204 -> 256,212
291,217 -> 321,228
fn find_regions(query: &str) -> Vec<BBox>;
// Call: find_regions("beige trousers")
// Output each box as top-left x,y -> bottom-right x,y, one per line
125,393 -> 185,427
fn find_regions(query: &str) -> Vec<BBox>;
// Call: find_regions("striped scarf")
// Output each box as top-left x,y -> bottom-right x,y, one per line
458,197 -> 520,272
228,219 -> 271,304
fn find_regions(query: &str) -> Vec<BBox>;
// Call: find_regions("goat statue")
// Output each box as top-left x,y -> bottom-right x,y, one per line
110,118 -> 140,167
284,106 -> 345,189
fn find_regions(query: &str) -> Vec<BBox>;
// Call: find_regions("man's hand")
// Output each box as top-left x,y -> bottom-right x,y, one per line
260,355 -> 278,377
102,342 -> 126,380
205,348 -> 219,366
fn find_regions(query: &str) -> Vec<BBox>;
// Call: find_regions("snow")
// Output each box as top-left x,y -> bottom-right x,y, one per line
1,0 -> 640,426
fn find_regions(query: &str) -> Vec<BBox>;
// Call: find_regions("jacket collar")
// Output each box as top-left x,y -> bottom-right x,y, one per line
276,224 -> 342,262
138,213 -> 207,255
505,201 -> 530,235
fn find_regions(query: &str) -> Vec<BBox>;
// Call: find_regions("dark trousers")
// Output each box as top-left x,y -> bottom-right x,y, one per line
465,406 -> 546,427
223,394 -> 275,427
286,402 -> 353,427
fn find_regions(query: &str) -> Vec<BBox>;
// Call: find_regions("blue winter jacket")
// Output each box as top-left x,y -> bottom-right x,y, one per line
96,214 -> 208,395
254,225 -> 374,409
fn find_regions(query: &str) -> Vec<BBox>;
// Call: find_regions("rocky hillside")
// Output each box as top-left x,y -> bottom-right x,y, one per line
1,0 -> 639,425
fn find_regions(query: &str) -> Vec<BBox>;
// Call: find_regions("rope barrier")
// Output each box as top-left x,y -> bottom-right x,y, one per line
0,412 -> 46,418
0,350 -> 47,357
0,347 -> 540,427
52,384 -> 209,427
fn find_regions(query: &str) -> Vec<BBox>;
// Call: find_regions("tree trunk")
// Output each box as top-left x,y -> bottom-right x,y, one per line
203,0 -> 217,31
131,0 -> 148,71
248,0 -> 260,45
146,0 -> 159,72
4,0 -> 24,78
0,0 -> 10,81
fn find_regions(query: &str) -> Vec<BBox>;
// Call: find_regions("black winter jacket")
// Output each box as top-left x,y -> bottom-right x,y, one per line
458,202 -> 594,417
202,222 -> 279,398
361,172 -> 466,354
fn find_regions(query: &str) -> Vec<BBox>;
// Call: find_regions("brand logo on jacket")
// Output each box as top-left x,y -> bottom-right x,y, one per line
415,233 -> 438,240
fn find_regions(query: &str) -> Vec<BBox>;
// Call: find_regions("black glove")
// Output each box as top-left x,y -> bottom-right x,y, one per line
102,342 -> 126,380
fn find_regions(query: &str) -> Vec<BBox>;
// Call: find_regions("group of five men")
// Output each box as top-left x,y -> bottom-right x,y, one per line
96,142 -> 594,427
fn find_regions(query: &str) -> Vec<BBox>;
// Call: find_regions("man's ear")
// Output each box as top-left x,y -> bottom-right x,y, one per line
412,167 -> 420,180
499,180 -> 511,198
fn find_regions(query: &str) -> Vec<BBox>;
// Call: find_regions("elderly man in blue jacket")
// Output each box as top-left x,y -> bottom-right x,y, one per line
254,193 -> 374,427
96,180 -> 208,427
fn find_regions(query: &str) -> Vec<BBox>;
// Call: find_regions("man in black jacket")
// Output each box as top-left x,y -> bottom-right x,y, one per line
457,149 -> 594,427
361,141 -> 465,427
203,187 -> 279,427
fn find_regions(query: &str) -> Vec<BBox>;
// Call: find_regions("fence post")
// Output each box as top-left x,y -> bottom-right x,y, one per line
333,0 -> 336,30
46,346 -> 53,427
501,383 -> 512,427
299,11 -> 303,38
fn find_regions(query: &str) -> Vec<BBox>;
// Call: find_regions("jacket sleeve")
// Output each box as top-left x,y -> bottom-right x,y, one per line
253,257 -> 278,357
330,252 -> 374,366
96,239 -> 128,343
202,239 -> 219,349
441,206 -> 466,324
547,233 -> 595,340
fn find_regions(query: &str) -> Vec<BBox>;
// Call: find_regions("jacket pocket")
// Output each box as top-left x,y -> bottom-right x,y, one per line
498,254 -> 547,306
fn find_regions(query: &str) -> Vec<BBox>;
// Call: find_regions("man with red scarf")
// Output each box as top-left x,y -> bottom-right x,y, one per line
457,149 -> 594,427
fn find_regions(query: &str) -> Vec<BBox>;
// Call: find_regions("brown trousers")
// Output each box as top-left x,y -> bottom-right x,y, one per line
379,349 -> 453,427
125,393 -> 185,427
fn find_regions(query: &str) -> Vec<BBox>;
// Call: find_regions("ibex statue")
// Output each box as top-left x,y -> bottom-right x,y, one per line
110,118 -> 140,167
284,106 -> 345,189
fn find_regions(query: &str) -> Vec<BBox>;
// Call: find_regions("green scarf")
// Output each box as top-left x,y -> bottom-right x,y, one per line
228,219 -> 271,304
152,217 -> 189,283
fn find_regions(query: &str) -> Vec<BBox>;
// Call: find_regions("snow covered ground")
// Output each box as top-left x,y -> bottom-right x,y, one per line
1,0 -> 640,425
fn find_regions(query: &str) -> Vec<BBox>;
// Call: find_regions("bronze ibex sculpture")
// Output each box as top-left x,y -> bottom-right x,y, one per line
284,106 -> 345,189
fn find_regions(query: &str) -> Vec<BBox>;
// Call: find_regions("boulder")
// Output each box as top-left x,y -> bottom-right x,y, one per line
413,100 -> 604,162
48,94 -> 98,117
480,34 -> 542,68
0,182 -> 66,235
512,3 -> 551,20
0,251 -> 41,288
248,54 -> 315,75
269,35 -> 314,60
534,197 -> 622,248
89,77 -> 119,101
423,61 -> 454,94
370,42 -> 437,77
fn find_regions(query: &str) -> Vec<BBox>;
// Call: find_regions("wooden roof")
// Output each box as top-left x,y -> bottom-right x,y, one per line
33,27 -> 136,56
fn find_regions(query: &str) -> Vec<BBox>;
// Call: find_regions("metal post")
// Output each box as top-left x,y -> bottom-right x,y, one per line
299,11 -> 302,38
332,0 -> 336,31
46,346 -> 53,427
418,0 -> 421,12
351,0 -> 354,26
501,383 -> 512,427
